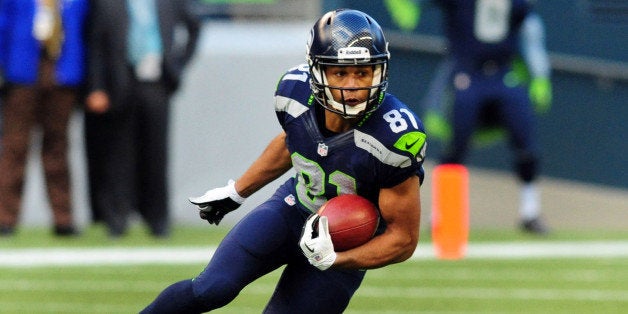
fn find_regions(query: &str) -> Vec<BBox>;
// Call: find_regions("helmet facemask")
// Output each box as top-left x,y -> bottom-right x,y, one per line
310,59 -> 388,118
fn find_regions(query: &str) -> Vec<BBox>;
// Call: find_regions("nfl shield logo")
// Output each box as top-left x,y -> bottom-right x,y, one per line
317,143 -> 328,157
284,194 -> 296,206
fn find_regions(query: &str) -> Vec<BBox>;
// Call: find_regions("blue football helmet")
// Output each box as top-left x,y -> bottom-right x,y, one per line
307,9 -> 390,118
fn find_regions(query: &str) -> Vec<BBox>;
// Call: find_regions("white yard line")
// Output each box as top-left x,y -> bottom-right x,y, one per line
436,241 -> 628,259
0,247 -> 216,267
1,241 -> 628,268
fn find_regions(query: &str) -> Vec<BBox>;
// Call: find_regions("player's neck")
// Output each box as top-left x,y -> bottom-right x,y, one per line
325,110 -> 356,134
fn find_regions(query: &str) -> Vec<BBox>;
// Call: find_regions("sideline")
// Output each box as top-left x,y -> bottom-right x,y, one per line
2,241 -> 628,268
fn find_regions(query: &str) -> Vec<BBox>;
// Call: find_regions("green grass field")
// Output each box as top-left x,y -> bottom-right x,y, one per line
1,225 -> 627,313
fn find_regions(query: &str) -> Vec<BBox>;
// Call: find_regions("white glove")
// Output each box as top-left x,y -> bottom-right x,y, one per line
188,180 -> 246,225
299,214 -> 337,271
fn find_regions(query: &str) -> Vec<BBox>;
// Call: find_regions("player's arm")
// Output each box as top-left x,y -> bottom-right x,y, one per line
332,174 -> 421,269
233,131 -> 292,197
520,12 -> 552,113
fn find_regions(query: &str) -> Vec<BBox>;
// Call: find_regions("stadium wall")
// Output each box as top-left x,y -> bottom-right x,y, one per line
18,11 -> 627,230
340,0 -> 628,189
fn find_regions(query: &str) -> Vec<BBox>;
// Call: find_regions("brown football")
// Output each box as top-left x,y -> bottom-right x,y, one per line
317,194 -> 380,251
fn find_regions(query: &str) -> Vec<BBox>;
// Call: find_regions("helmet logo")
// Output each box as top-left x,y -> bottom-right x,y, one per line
338,47 -> 371,62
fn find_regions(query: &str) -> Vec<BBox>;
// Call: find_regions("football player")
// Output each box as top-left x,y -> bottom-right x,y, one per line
423,0 -> 551,234
141,9 -> 426,313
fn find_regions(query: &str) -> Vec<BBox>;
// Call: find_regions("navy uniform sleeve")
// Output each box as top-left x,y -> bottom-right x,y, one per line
358,94 -> 427,188
274,64 -> 312,131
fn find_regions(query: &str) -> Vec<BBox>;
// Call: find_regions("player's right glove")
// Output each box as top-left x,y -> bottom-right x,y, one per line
299,214 -> 337,271
188,180 -> 246,225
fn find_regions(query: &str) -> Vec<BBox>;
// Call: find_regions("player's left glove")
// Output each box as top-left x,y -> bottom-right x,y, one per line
299,214 -> 337,271
188,180 -> 246,225
529,77 -> 552,114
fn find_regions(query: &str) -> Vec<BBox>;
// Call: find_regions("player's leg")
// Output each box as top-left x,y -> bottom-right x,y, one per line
139,244 -> 262,314
264,257 -> 366,313
141,183 -> 303,313
499,83 -> 547,234
440,71 -> 483,164
498,82 -> 539,182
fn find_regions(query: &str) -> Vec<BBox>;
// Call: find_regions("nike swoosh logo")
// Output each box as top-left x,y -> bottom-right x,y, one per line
304,243 -> 315,253
405,138 -> 420,150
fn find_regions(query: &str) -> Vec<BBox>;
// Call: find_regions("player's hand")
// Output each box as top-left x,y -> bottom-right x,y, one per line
529,77 -> 552,114
299,214 -> 337,271
423,110 -> 451,142
188,180 -> 246,225
85,90 -> 111,114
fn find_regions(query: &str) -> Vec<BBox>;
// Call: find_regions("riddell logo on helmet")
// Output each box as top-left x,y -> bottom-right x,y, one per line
338,47 -> 370,60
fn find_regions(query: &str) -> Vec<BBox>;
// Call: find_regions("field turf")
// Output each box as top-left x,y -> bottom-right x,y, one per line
1,225 -> 627,313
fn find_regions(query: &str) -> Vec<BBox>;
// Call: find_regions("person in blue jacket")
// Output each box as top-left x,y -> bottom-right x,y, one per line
0,0 -> 5,150
0,0 -> 88,237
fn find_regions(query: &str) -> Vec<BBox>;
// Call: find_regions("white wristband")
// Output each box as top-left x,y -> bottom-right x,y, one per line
227,180 -> 246,204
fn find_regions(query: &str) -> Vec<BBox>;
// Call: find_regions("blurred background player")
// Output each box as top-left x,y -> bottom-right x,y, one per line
422,0 -> 552,234
84,0 -> 200,238
141,9 -> 425,313
0,0 -> 88,237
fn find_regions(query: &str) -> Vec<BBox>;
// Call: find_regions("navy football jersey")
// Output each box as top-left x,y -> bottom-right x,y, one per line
274,64 -> 426,213
437,0 -> 531,67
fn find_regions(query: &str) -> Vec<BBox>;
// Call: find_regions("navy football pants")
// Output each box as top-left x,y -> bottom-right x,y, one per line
441,66 -> 539,183
141,180 -> 366,313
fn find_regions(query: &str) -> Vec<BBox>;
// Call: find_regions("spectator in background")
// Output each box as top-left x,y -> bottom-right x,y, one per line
423,0 -> 553,234
0,0 -> 4,147
0,0 -> 4,150
84,0 -> 200,238
0,0 -> 88,237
